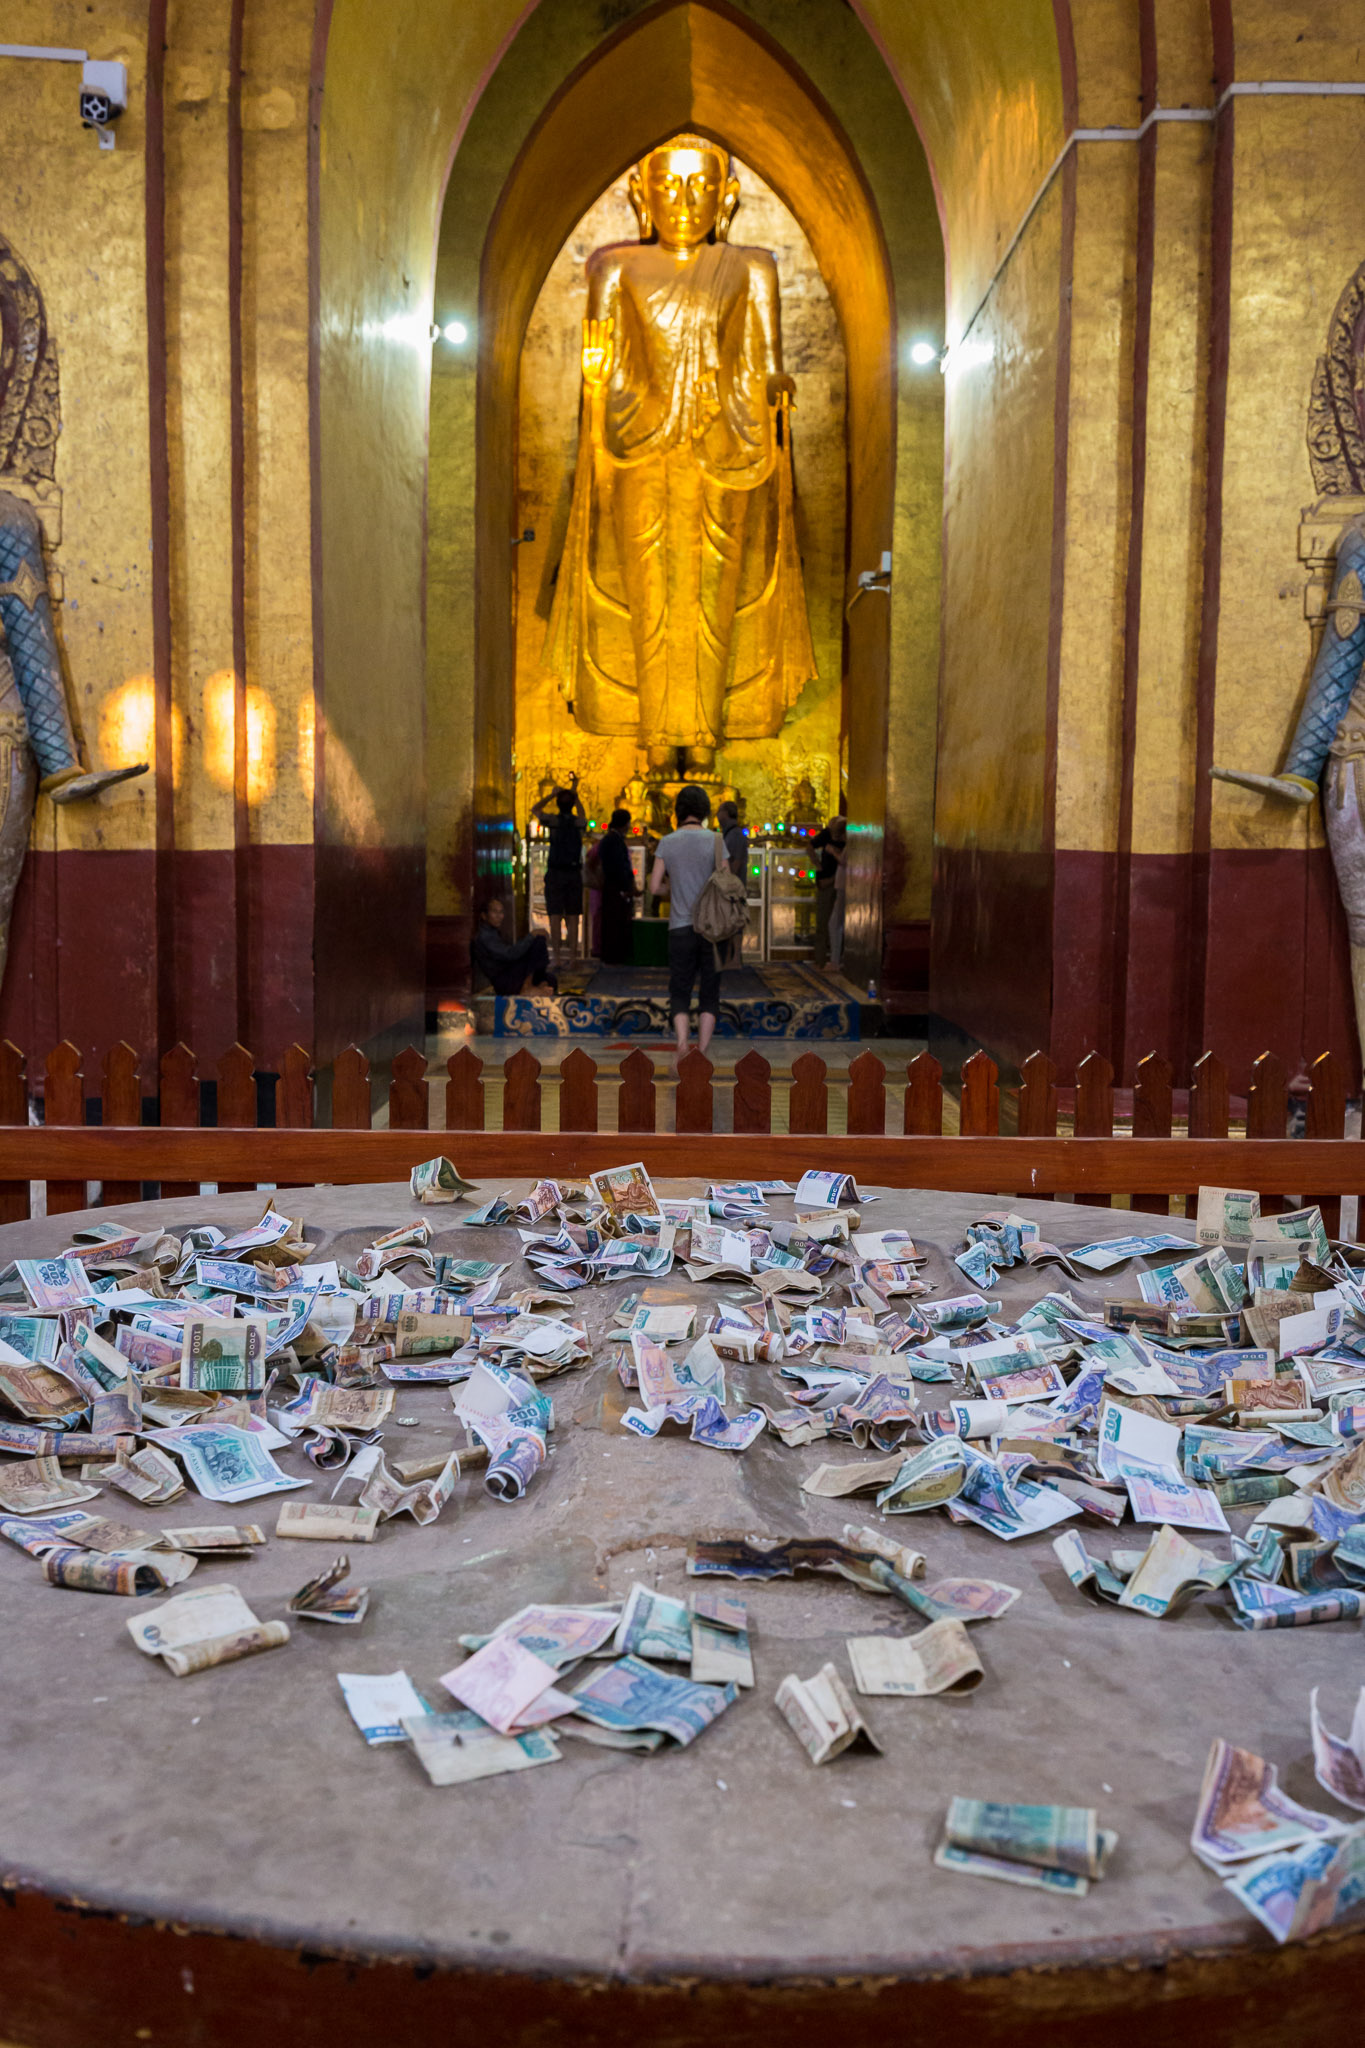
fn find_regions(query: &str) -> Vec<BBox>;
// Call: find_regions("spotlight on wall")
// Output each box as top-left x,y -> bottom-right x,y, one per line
442,319 -> 471,346
908,339 -> 946,368
381,311 -> 430,347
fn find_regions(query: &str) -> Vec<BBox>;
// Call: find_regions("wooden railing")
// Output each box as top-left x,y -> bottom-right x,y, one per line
0,1037 -> 1358,1222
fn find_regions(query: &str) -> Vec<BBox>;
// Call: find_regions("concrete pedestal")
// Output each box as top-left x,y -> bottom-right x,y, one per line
0,1183 -> 1360,2047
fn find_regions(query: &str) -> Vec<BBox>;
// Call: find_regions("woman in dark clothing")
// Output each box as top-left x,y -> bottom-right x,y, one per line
471,898 -> 558,996
531,774 -> 586,968
598,807 -> 638,965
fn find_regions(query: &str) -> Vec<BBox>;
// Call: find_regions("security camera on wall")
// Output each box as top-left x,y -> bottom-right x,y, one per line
79,59 -> 128,147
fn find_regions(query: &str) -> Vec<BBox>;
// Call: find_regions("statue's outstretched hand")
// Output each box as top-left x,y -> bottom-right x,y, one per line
1209,766 -> 1316,805
581,315 -> 615,390
48,763 -> 150,807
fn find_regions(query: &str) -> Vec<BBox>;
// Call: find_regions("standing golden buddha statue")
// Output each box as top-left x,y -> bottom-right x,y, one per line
542,135 -> 816,778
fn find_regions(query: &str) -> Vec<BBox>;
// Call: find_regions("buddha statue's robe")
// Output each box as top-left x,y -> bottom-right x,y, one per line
542,238 -> 815,752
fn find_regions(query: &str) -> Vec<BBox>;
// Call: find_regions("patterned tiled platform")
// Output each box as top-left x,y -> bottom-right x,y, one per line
473,961 -> 859,1039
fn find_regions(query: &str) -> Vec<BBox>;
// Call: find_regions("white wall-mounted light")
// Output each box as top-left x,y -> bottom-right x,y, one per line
909,339 -> 940,366
442,319 -> 470,345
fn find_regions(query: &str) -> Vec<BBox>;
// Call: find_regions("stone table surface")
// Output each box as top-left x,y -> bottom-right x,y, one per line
0,1179 -> 1359,1987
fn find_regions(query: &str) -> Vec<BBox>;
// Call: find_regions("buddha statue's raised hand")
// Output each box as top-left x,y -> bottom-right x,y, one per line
581,315 -> 615,391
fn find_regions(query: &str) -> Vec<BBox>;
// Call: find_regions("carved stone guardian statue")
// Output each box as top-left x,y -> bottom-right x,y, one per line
0,230 -> 145,987
1213,258 -> 1365,1053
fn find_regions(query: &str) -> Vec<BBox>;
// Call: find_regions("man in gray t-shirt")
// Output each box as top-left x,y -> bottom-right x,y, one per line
650,784 -> 726,1057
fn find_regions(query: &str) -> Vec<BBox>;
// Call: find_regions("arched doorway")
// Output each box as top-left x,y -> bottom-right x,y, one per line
424,0 -> 943,999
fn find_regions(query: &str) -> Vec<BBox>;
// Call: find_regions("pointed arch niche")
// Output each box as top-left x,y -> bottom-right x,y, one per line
426,0 -> 943,993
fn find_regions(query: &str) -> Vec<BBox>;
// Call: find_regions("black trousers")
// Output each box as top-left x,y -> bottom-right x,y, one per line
668,925 -> 721,1020
600,889 -> 635,965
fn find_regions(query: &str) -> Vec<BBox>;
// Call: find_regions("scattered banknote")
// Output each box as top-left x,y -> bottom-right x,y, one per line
876,1438 -> 967,1513
441,1635 -> 561,1735
1310,1686 -> 1365,1812
276,1501 -> 379,1542
1066,1233 -> 1192,1272
934,1839 -> 1092,1894
282,1381 -> 395,1432
923,1577 -> 1022,1620
338,1669 -> 427,1744
54,1510 -> 159,1554
564,1655 -> 735,1749
688,1536 -> 894,1596
1254,1205 -> 1332,1265
401,1709 -> 560,1785
1321,1439 -> 1365,1515
1119,1524 -> 1242,1616
352,1446 -> 459,1524
104,1445 -> 185,1506
129,1583 -> 289,1676
1196,1186 -> 1262,1247
588,1163 -> 659,1218
465,1412 -> 546,1499
1223,1824 -> 1365,1942
0,1457 -> 100,1515
614,1582 -> 693,1662
460,1602 -> 621,1667
41,1547 -> 193,1595
1123,1462 -> 1229,1534
289,1553 -> 370,1624
793,1171 -> 859,1209
847,1618 -> 983,1696
940,1797 -> 1114,1886
775,1662 -> 881,1763
160,1524 -> 265,1555
1231,1580 -> 1365,1629
410,1156 -> 477,1204
151,1425 -> 309,1504
1096,1399 -> 1181,1481
1191,1737 -> 1346,1867
1172,1245 -> 1247,1314
16,1258 -> 98,1310
0,1360 -> 85,1422
690,1599 -> 753,1688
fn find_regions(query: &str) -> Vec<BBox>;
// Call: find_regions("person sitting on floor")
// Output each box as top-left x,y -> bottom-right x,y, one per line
471,897 -> 558,997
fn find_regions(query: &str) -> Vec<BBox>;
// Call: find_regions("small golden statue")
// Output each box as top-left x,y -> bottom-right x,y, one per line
542,134 -> 816,777
786,776 -> 822,831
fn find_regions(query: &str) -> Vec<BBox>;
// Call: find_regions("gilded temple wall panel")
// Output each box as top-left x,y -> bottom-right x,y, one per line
239,0 -> 315,851
1129,121 -> 1213,862
1053,142 -> 1138,858
852,0 -> 1066,336
935,182 -> 1064,860
165,0 -> 237,858
1068,0 -> 1141,129
1225,2 -> 1365,83
1151,0 -> 1217,109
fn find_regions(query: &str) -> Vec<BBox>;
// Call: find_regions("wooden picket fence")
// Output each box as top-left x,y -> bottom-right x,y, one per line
0,1036 -> 1359,1225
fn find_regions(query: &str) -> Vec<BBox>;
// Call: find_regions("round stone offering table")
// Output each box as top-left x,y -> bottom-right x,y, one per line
0,1181 -> 1362,2048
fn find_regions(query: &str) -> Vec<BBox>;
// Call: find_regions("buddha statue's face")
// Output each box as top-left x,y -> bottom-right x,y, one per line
640,144 -> 726,250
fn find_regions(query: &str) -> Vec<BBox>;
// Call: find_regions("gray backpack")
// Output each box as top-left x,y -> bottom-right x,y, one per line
692,866 -> 749,960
